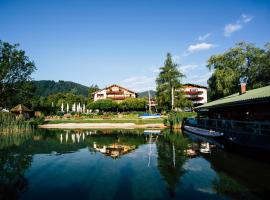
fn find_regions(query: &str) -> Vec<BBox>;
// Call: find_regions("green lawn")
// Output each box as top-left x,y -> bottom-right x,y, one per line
46,118 -> 164,125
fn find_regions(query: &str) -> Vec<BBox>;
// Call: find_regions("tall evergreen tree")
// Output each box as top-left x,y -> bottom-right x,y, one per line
156,53 -> 185,111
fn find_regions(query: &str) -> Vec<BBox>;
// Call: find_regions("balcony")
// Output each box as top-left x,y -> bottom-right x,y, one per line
107,90 -> 124,95
185,91 -> 203,95
187,96 -> 203,101
107,96 -> 126,100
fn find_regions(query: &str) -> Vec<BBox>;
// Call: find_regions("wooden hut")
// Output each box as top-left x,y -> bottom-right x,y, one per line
10,104 -> 32,119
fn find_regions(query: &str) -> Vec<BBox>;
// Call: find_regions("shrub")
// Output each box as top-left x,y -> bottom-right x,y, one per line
88,99 -> 118,112
119,98 -> 147,111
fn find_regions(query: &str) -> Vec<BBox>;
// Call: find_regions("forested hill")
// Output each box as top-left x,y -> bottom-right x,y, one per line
33,80 -> 156,98
33,80 -> 89,97
137,90 -> 156,98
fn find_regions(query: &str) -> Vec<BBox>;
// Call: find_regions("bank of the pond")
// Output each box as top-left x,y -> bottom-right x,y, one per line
39,123 -> 166,129
45,118 -> 164,124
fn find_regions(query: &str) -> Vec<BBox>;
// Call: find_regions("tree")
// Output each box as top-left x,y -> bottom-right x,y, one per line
207,42 -> 270,100
119,98 -> 147,111
88,84 -> 99,103
156,130 -> 189,197
31,93 -> 87,115
156,53 -> 185,111
88,99 -> 118,112
0,41 -> 36,108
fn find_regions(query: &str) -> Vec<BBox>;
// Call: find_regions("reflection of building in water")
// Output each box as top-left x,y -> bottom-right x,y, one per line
93,142 -> 136,158
184,142 -> 215,157
200,142 -> 211,154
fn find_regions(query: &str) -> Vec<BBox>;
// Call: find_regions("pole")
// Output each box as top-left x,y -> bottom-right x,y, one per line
171,86 -> 174,110
148,90 -> 151,113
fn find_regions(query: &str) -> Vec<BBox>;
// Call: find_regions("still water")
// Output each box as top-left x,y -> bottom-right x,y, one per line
0,129 -> 269,200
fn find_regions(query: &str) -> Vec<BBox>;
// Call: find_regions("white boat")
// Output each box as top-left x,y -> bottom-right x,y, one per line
144,130 -> 161,135
184,125 -> 223,137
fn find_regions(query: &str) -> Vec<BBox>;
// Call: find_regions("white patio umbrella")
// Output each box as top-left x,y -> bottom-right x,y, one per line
61,103 -> 64,112
66,104 -> 69,113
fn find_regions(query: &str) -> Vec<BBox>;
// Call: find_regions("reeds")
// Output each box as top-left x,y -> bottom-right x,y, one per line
0,112 -> 34,135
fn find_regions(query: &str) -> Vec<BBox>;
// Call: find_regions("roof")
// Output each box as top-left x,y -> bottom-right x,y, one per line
183,83 -> 208,89
93,84 -> 137,94
196,85 -> 270,110
10,104 -> 32,112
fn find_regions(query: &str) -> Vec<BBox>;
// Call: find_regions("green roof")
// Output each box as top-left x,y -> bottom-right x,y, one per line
196,85 -> 270,110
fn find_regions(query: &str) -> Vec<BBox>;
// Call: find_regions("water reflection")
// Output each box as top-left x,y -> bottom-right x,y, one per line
0,129 -> 269,199
156,130 -> 189,197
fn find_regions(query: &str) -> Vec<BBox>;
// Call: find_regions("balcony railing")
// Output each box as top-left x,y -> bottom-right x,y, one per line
107,96 -> 126,100
185,118 -> 270,136
187,96 -> 204,101
107,91 -> 124,95
185,91 -> 203,95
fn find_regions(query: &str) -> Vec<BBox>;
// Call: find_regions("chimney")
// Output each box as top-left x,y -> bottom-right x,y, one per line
240,83 -> 246,95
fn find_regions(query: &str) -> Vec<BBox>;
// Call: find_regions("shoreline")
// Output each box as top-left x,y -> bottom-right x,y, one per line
39,123 -> 166,129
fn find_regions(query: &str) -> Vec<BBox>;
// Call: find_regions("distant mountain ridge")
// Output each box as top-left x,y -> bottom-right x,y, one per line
137,90 -> 156,98
33,80 -> 89,97
33,80 -> 156,98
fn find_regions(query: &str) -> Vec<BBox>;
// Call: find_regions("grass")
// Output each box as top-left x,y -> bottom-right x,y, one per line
46,118 -> 164,125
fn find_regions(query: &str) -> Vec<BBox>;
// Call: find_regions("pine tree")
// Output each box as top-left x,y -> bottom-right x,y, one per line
156,53 -> 185,111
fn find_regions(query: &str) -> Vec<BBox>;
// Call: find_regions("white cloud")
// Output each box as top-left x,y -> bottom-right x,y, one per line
187,42 -> 216,53
119,76 -> 156,92
241,14 -> 253,23
150,67 -> 160,73
224,14 -> 253,37
224,23 -> 243,37
172,55 -> 180,63
184,71 -> 213,86
179,64 -> 199,73
198,33 -> 212,41
192,71 -> 213,84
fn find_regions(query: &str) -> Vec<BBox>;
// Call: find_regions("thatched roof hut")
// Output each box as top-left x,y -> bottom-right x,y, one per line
11,104 -> 32,113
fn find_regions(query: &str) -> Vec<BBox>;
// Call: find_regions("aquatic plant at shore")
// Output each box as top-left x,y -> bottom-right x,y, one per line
164,112 -> 196,129
0,112 -> 34,135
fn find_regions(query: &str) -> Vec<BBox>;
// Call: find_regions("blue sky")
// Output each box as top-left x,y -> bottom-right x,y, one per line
1,0 -> 270,92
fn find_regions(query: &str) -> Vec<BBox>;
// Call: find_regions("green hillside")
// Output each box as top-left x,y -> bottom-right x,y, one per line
34,80 -> 155,98
34,80 -> 89,97
137,90 -> 156,98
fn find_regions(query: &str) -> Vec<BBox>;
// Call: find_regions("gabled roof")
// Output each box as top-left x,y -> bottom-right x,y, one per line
93,84 -> 137,94
196,85 -> 270,110
10,104 -> 32,112
183,83 -> 208,89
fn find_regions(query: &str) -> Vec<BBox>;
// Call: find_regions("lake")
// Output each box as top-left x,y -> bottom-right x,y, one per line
0,129 -> 269,200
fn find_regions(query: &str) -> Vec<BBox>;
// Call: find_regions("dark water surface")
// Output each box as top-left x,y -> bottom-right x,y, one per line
0,129 -> 269,200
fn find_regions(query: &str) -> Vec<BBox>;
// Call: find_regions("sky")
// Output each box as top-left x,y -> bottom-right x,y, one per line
1,0 -> 270,92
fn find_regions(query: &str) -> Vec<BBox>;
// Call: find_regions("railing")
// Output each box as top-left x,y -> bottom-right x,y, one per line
185,91 -> 203,95
187,96 -> 203,101
185,118 -> 270,136
107,91 -> 124,95
107,96 -> 126,100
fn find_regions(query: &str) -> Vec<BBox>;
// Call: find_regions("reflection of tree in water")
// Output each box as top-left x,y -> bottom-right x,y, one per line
0,148 -> 33,200
156,130 -> 191,197
212,172 -> 251,199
